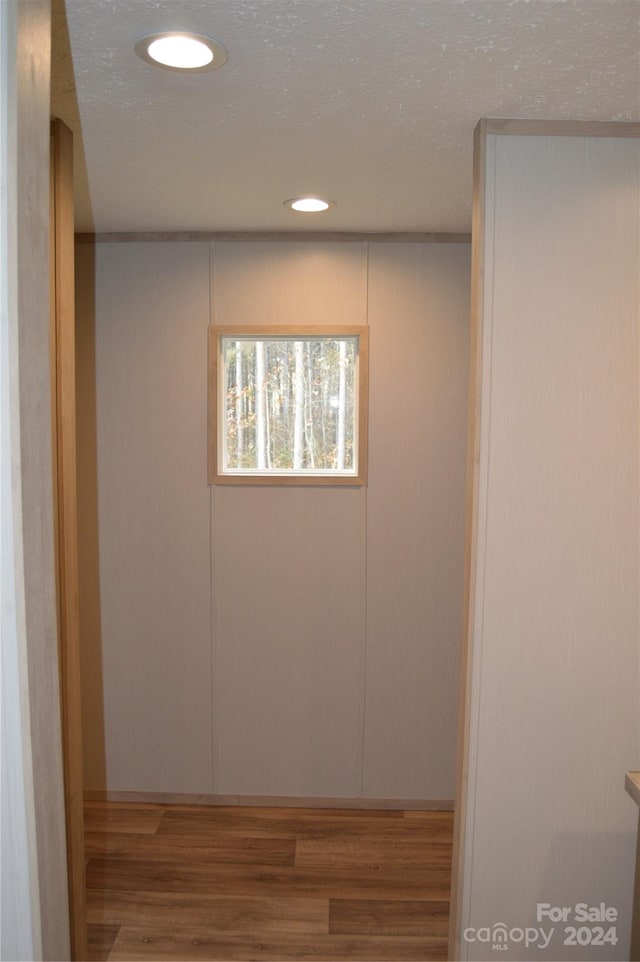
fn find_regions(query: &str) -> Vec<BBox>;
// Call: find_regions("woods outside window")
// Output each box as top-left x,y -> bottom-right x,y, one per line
208,326 -> 368,485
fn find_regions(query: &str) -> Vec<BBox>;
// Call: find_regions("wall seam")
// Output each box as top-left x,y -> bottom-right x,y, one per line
208,241 -> 217,795
358,240 -> 370,798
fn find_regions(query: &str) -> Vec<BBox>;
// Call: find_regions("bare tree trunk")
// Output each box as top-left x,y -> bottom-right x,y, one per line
293,340 -> 304,468
235,341 -> 243,467
337,339 -> 347,469
321,340 -> 328,466
255,340 -> 266,469
304,342 -> 316,468
264,343 -> 272,468
282,342 -> 289,431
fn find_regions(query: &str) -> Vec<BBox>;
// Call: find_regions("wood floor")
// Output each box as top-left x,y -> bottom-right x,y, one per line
84,800 -> 453,961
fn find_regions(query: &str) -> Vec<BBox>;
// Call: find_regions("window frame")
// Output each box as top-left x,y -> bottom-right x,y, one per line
208,325 -> 369,486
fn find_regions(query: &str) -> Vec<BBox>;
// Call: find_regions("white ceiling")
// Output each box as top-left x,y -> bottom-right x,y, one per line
53,0 -> 640,234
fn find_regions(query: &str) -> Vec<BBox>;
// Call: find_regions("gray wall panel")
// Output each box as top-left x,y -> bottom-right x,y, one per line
91,242 -> 212,792
364,243 -> 470,798
77,238 -> 470,801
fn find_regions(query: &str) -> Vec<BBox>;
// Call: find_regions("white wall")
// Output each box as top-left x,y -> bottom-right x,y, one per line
1,0 -> 70,958
1,7 -> 37,952
76,238 -> 470,802
1,5 -> 35,956
456,126 -> 640,961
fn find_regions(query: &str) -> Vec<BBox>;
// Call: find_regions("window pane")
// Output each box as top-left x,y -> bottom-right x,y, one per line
221,336 -> 357,473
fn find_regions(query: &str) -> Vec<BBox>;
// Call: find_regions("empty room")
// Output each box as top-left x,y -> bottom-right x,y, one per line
2,2 -> 639,962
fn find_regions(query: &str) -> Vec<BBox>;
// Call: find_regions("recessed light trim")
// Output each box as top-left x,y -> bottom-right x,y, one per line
284,197 -> 336,213
135,32 -> 228,72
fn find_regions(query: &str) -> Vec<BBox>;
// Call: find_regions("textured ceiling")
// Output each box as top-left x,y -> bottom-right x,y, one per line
53,0 -> 640,233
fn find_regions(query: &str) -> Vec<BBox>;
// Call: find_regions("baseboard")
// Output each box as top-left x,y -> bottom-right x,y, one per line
83,789 -> 454,811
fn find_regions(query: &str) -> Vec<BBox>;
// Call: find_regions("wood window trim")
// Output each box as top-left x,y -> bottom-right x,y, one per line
208,325 -> 369,486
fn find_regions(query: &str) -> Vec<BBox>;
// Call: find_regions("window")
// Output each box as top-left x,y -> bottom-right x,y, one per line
208,326 -> 368,485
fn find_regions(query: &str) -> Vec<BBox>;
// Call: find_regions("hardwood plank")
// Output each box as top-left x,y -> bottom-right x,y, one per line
403,811 -> 454,821
85,790 -> 449,810
296,837 -> 452,871
84,800 -> 167,811
87,923 -> 120,961
84,805 -> 164,835
87,890 -> 328,933
273,806 -> 405,818
156,804 -> 405,818
85,832 -> 296,866
329,899 -> 449,936
107,926 -> 448,961
157,808 -> 453,842
86,858 -> 451,901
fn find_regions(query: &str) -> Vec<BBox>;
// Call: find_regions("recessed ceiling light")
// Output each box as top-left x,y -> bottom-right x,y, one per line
135,33 -> 228,72
284,197 -> 336,213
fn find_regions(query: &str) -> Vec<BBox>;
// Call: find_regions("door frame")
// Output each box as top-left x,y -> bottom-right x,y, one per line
50,116 -> 87,962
